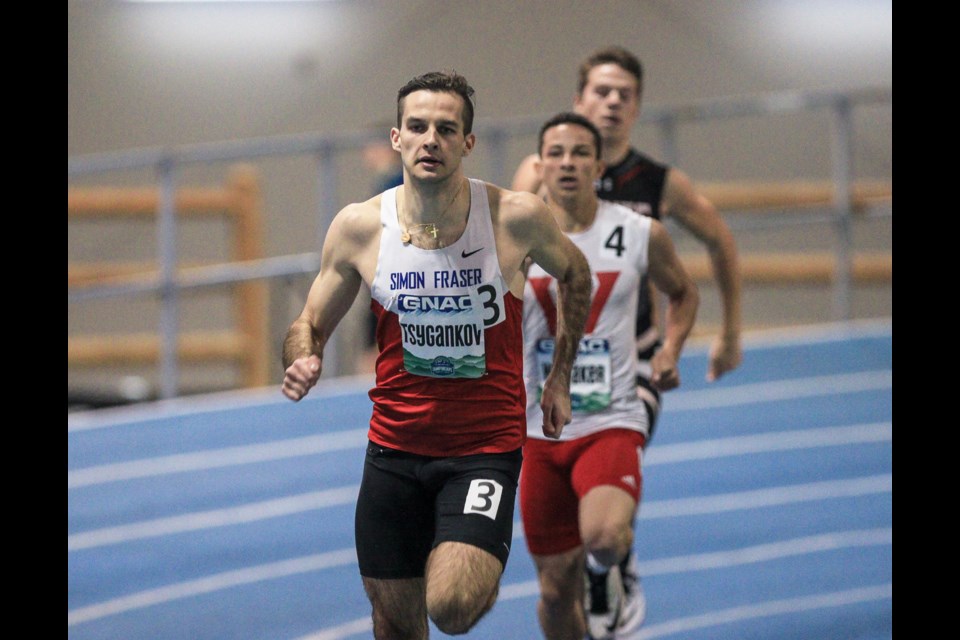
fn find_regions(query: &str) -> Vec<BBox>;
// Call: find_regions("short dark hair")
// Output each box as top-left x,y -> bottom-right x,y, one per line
396,70 -> 476,135
538,112 -> 603,159
576,46 -> 643,97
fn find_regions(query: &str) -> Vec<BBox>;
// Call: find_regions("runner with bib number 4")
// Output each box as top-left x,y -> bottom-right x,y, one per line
519,112 -> 698,640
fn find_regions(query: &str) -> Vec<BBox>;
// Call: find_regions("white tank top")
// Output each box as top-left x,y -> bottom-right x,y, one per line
367,178 -> 526,456
523,200 -> 652,441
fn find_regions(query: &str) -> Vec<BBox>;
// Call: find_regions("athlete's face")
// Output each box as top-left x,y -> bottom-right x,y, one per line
537,123 -> 603,201
573,63 -> 641,143
392,90 -> 475,183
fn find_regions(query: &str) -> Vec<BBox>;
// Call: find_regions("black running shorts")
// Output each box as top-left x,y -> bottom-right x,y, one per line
355,441 -> 522,579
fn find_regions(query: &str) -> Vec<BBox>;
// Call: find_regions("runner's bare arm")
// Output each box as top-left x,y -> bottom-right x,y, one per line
646,219 -> 699,391
282,203 -> 372,401
512,192 -> 592,438
663,168 -> 741,381
510,153 -> 543,193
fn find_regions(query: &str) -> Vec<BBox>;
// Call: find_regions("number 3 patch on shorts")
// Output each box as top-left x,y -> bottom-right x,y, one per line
463,478 -> 503,520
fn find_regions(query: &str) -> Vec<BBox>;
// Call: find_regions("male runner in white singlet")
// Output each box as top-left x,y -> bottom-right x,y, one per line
520,112 -> 699,640
281,72 -> 592,639
513,45 -> 740,637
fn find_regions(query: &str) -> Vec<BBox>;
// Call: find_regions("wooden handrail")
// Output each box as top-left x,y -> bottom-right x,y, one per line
698,179 -> 892,211
68,175 -> 892,393
68,164 -> 269,388
68,331 -> 246,365
681,251 -> 892,284
67,260 -> 210,287
67,189 -> 236,217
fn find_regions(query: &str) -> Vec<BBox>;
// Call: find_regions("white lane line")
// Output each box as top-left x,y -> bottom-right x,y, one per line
640,474 -> 891,519
69,486 -> 360,551
635,527 -> 891,575
67,479 -> 892,625
68,428 -> 368,489
67,374 -> 375,433
67,319 -> 890,435
499,527 -> 891,601
302,584 -> 893,640
69,424 -> 891,550
68,547 -> 358,627
634,584 -> 892,639
69,470 -> 892,552
297,618 -> 372,640
295,529 -> 892,640
512,473 -> 892,540
647,422 -> 891,464
665,370 -> 891,413
68,370 -> 891,489
498,527 -> 891,600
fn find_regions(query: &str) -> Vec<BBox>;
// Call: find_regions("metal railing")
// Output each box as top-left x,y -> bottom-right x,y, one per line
68,86 -> 892,399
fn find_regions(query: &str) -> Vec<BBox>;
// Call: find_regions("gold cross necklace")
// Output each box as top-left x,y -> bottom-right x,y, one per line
400,178 -> 465,246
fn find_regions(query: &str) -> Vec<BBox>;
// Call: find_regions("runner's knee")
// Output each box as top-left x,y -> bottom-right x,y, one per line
581,519 -> 632,566
427,588 -> 496,635
426,543 -> 501,634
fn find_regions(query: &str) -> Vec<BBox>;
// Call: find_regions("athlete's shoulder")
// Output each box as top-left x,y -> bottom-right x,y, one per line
599,199 -> 651,228
510,154 -> 541,192
488,182 -> 547,219
629,148 -> 670,171
338,194 -> 381,222
331,194 -> 382,244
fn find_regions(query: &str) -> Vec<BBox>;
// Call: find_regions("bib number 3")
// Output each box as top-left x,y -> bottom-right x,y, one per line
463,478 -> 503,521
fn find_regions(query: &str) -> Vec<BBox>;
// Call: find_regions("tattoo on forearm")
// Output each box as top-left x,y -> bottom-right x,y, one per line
551,263 -> 591,380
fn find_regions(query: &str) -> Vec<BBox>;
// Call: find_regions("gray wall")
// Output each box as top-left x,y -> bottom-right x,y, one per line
67,0 -> 892,401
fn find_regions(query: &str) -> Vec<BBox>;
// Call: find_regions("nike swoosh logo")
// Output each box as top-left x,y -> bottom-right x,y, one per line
461,247 -> 484,258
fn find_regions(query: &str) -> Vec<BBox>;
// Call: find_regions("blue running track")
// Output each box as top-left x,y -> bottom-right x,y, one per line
68,319 -> 892,640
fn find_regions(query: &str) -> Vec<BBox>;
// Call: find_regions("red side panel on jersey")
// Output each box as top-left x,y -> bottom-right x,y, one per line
367,294 -> 526,457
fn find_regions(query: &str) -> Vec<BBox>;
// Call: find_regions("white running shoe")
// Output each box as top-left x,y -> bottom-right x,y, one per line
584,562 -> 625,640
613,551 -> 647,640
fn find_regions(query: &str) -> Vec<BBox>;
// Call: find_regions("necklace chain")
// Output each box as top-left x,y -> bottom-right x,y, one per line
400,179 -> 465,246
